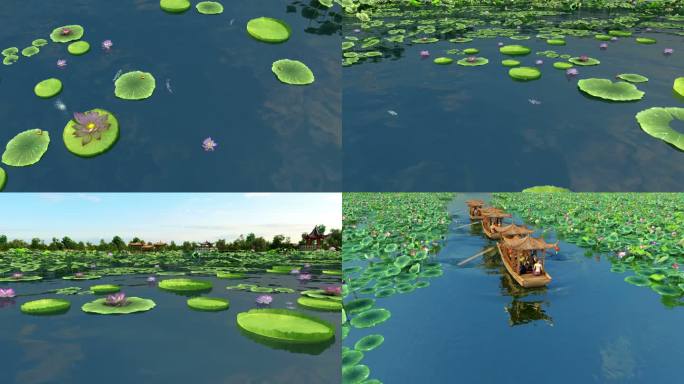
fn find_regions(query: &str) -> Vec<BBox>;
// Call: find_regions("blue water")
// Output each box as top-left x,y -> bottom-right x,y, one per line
343,15 -> 684,191
345,194 -> 684,383
0,272 -> 341,384
0,0 -> 341,191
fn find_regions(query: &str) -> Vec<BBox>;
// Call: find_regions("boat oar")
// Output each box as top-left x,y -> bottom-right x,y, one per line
457,246 -> 496,266
453,222 -> 480,230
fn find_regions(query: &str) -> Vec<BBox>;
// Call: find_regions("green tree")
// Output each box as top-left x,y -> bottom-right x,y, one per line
324,228 -> 341,249
111,236 -> 126,251
61,236 -> 78,249
30,238 -> 45,250
0,235 -> 7,250
270,235 -> 285,249
182,241 -> 193,252
48,237 -> 63,250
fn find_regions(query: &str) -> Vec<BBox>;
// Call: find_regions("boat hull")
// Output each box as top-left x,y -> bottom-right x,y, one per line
497,242 -> 551,288
482,224 -> 501,240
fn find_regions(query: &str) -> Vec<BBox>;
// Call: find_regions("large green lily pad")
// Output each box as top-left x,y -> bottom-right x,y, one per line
342,365 -> 370,384
499,45 -> 531,55
63,109 -> 120,157
49,25 -> 84,43
21,299 -> 71,315
297,296 -> 342,311
271,59 -> 315,85
114,71 -> 156,100
246,17 -> 291,43
635,107 -> 684,151
34,78 -> 62,98
578,78 -> 644,101
0,275 -> 42,282
67,41 -> 90,55
509,67 -> 541,81
457,57 -> 488,66
82,297 -> 156,315
90,284 -> 120,294
617,74 -> 648,83
159,278 -> 212,292
236,308 -> 335,343
196,1 -> 223,14
350,308 -> 391,328
187,297 -> 229,311
160,0 -> 191,13
553,62 -> 573,69
2,129 -> 50,167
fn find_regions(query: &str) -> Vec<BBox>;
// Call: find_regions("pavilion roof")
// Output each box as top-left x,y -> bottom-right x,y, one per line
494,224 -> 534,236
502,236 -> 557,251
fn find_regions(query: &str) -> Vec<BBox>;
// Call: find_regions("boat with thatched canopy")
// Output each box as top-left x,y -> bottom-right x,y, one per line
497,235 -> 558,288
466,199 -> 485,220
481,208 -> 512,240
492,223 -> 535,240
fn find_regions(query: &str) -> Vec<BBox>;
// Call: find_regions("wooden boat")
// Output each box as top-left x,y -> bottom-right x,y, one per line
465,199 -> 485,220
497,236 -> 557,288
481,208 -> 512,240
493,224 -> 535,239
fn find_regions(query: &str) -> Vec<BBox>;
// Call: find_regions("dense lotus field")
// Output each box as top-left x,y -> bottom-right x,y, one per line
492,192 -> 684,303
340,3 -> 684,152
341,193 -> 453,383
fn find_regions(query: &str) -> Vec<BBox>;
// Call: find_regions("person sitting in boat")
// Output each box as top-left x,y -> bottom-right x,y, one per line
533,257 -> 543,276
518,256 -> 527,274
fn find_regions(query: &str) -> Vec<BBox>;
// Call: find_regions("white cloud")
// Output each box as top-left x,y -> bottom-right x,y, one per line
243,193 -> 274,198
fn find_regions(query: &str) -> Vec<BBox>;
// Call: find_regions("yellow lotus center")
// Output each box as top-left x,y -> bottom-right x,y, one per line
87,123 -> 96,131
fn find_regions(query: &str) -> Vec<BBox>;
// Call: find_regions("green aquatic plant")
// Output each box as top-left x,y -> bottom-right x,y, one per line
433,57 -> 453,65
578,78 -> 644,102
635,107 -> 684,151
67,41 -> 90,55
159,278 -> 212,292
501,59 -> 520,67
271,59 -> 315,85
342,365 -> 370,384
499,44 -> 531,55
345,298 -> 375,314
463,48 -> 479,54
90,284 -> 120,294
350,308 -> 391,328
0,275 -> 42,282
674,77 -> 684,97
21,46 -> 39,57
2,47 -> 18,56
636,37 -> 656,44
457,57 -> 488,66
63,273 -> 101,280
63,109 -> 119,157
236,308 -> 335,343
246,17 -> 291,43
114,71 -> 156,100
216,272 -> 244,279
342,348 -> 364,368
31,39 -> 47,47
617,74 -> 648,83
34,78 -> 62,98
49,25 -> 84,43
195,1 -> 223,15
547,39 -> 565,46
297,296 -> 342,311
0,167 -> 5,191
160,0 -> 191,13
3,55 -> 18,65
609,30 -> 632,37
569,56 -> 600,66
1,129 -> 50,167
553,62 -> 572,69
187,297 -> 229,311
21,299 -> 71,315
354,334 -> 384,351
82,296 -> 156,315
509,66 -> 541,81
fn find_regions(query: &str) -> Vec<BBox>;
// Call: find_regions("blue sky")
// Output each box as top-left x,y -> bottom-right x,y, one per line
0,193 -> 341,243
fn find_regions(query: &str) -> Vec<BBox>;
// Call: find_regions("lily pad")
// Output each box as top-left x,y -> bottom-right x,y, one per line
345,298 -> 375,314
160,0 -> 191,13
547,39 -> 566,46
322,270 -> 342,275
297,296 -> 342,311
457,57 -> 488,66
636,37 -> 656,44
63,109 -> 120,157
342,349 -> 364,368
82,297 -> 156,314
195,1 -> 223,15
625,275 -> 651,286
501,59 -> 520,67
49,25 -> 84,43
674,77 -> 684,97
433,57 -> 453,65
31,39 -> 48,47
21,46 -> 39,57
635,107 -> 684,151
509,67 -> 541,81
651,284 -> 682,297
187,297 -> 229,311
67,41 -> 90,55
216,272 -> 244,279
577,78 -> 644,101
342,365 -> 370,384
354,334 -> 384,351
21,299 -> 70,315
271,59 -> 315,85
0,275 -> 42,282
114,71 -> 156,100
609,30 -> 632,37
499,45 -> 531,55
90,284 -> 120,294
2,129 -> 50,167
595,34 -> 612,41
2,47 -> 18,56
463,48 -> 479,54
159,278 -> 212,292
350,308 -> 391,328
34,78 -> 62,98
3,55 -> 18,65
617,74 -> 648,83
553,62 -> 572,69
246,17 -> 291,43
0,167 -> 5,191
236,308 -> 335,343
62,274 -> 101,280
569,57 -> 600,66
250,286 -> 274,293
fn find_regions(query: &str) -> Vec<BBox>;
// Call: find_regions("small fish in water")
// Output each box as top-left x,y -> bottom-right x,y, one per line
54,99 -> 67,111
202,137 -> 217,151
165,78 -> 173,93
229,18 -> 235,26
56,59 -> 67,68
528,99 -> 541,105
113,69 -> 122,82
387,110 -> 398,116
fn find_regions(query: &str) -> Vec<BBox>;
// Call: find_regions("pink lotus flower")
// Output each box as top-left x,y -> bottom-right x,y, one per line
75,272 -> 84,278
12,273 -> 23,279
0,288 -> 15,298
57,59 -> 67,68
324,285 -> 341,296
566,68 -> 579,77
600,43 -> 608,50
420,50 -> 430,58
664,48 -> 673,55
466,56 -> 477,63
298,273 -> 311,281
202,137 -> 217,151
101,40 -> 112,50
60,28 -> 72,36
578,55 -> 589,62
673,262 -> 679,270
105,292 -> 128,306
617,251 -> 626,258
255,295 -> 273,305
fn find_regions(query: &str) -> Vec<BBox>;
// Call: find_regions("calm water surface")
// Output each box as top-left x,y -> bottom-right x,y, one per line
343,14 -> 684,191
0,272 -> 341,384
0,0 -> 341,191
345,193 -> 684,383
